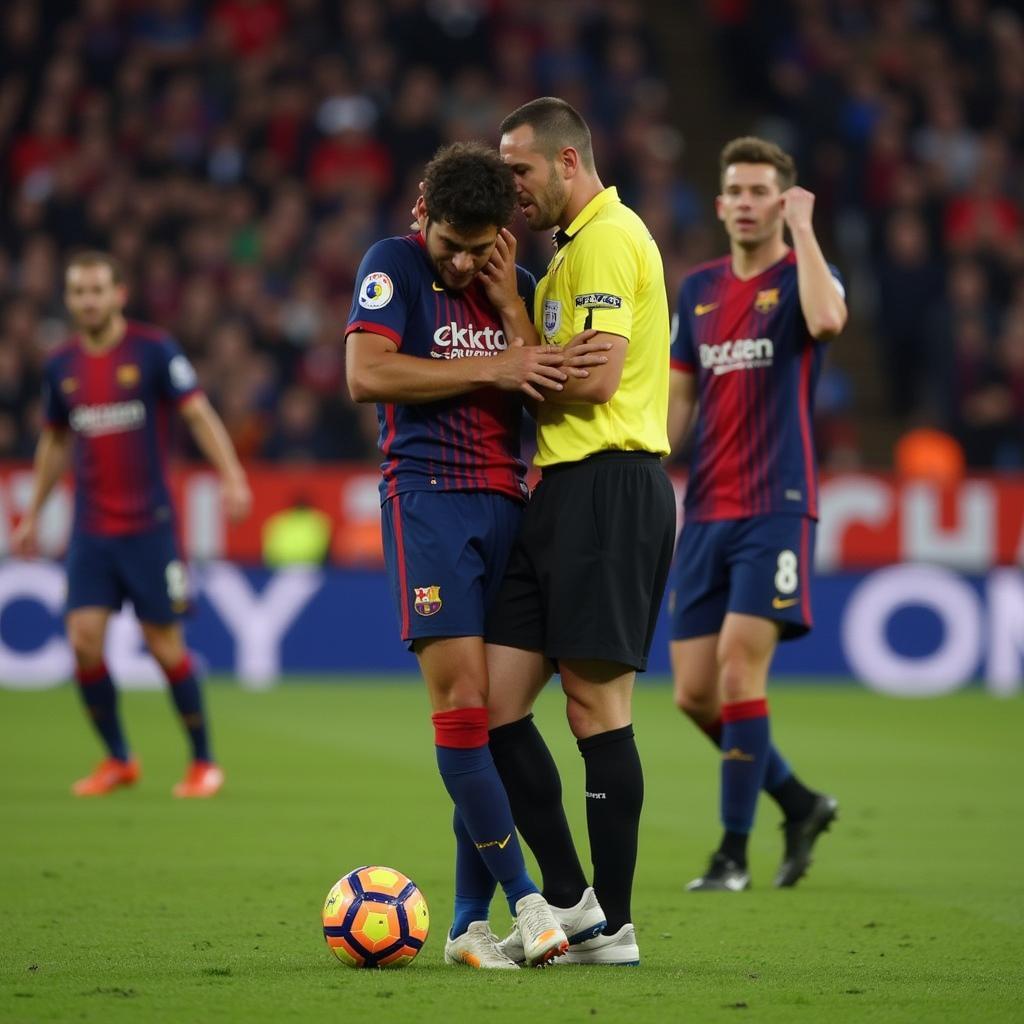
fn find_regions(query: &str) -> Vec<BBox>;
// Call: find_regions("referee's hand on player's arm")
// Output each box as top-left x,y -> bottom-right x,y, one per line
561,329 -> 612,378
490,337 -> 568,401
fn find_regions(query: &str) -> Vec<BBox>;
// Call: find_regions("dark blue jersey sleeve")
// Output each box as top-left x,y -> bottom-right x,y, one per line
515,265 -> 537,323
346,239 -> 414,349
670,278 -> 696,370
154,335 -> 201,403
42,357 -> 69,428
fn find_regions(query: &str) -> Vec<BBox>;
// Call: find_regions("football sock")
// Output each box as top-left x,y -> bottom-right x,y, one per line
720,699 -> 772,842
700,715 -> 792,796
766,772 -> 818,822
75,663 -> 129,760
578,725 -> 643,934
450,811 -> 496,938
719,829 -> 749,867
489,714 -> 589,908
164,655 -> 211,762
433,708 -> 536,918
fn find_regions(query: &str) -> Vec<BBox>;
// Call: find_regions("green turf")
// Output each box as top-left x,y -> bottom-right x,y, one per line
1,680 -> 1021,1023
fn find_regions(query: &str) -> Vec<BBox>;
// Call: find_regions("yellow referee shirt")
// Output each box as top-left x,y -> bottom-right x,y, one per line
533,186 -> 670,467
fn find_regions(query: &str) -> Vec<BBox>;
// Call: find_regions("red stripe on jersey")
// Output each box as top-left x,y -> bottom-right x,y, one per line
381,403 -> 400,499
798,344 -> 817,517
391,495 -> 410,638
671,358 -> 694,373
800,516 -> 813,627
347,320 -> 402,348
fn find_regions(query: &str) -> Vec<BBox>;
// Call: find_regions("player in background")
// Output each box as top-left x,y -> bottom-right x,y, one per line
486,97 -> 677,967
345,142 -> 609,969
12,251 -> 251,798
668,136 -> 846,891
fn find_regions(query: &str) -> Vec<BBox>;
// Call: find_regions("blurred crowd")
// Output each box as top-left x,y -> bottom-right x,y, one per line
0,0 -> 703,466
6,0 -> 1020,474
714,0 -> 1024,469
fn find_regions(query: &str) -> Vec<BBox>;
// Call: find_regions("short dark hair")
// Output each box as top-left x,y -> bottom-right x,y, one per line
66,250 -> 126,284
422,142 -> 516,232
500,96 -> 595,172
719,136 -> 796,191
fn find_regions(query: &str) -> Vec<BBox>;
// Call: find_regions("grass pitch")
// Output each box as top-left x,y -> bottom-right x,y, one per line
1,680 -> 1021,1023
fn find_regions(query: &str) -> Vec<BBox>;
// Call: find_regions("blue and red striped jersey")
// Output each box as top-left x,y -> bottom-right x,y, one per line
345,233 -> 534,504
43,320 -> 200,535
670,251 -> 844,521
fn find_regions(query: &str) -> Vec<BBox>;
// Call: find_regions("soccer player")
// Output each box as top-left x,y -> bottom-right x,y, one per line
484,97 -> 677,966
12,251 -> 251,798
345,142 -> 608,969
668,136 -> 846,891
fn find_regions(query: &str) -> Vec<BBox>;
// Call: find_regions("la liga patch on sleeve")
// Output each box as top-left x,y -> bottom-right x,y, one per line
359,272 -> 394,310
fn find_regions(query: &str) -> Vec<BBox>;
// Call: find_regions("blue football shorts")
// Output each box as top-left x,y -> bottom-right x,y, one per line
65,524 -> 190,624
380,490 -> 524,649
668,515 -> 815,641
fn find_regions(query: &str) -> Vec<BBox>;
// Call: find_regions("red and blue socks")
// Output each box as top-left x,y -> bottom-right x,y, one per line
489,714 -> 589,908
75,663 -> 129,761
433,707 -> 535,937
451,811 -> 497,938
700,713 -> 817,823
164,655 -> 211,763
577,724 -> 643,934
718,699 -> 773,866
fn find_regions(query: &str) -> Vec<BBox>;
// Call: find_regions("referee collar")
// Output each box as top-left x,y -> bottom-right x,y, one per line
553,186 -> 619,250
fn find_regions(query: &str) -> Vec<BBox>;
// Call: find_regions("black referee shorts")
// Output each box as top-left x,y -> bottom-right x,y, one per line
485,451 -> 677,671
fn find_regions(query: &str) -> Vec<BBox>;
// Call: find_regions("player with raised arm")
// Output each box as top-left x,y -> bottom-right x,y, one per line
12,251 -> 251,798
345,142 -> 608,969
484,97 -> 677,967
668,137 -> 846,891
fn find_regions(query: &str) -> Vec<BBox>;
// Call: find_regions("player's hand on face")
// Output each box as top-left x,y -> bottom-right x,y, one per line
11,513 -> 38,557
561,329 -> 612,378
478,229 -> 519,313
222,474 -> 253,522
781,187 -> 816,233
495,335 -> 567,401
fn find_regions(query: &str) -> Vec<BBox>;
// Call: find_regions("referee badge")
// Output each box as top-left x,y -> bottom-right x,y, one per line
543,299 -> 562,338
413,585 -> 442,616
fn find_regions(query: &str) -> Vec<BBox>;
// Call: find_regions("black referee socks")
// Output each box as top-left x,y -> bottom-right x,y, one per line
577,724 -> 644,934
489,715 -> 589,909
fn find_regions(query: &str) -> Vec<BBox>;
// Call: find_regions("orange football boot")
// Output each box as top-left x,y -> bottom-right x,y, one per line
172,761 -> 224,798
72,757 -> 141,796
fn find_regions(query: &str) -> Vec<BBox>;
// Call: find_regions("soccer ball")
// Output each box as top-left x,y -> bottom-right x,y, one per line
322,866 -> 430,968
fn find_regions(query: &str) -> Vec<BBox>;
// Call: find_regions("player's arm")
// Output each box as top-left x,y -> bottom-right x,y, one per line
11,427 -> 72,556
179,393 -> 252,521
540,331 -> 627,404
346,330 -> 580,403
667,368 -> 699,454
782,187 -> 847,341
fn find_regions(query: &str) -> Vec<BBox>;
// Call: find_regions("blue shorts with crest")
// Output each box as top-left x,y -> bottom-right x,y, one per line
380,491 -> 523,649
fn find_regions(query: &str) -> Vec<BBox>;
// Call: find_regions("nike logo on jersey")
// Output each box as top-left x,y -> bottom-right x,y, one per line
772,596 -> 799,609
431,281 -> 445,291
694,302 -> 718,316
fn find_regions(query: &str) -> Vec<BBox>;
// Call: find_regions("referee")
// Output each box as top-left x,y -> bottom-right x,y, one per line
486,97 -> 676,966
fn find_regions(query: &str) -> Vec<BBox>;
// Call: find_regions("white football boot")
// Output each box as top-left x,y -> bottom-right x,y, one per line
510,893 -> 569,966
498,886 -> 606,964
554,922 -> 640,966
444,921 -> 520,969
